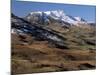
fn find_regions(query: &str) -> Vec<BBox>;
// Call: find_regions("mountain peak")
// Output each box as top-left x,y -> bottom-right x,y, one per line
26,10 -> 88,26
74,16 -> 87,22
29,10 -> 65,17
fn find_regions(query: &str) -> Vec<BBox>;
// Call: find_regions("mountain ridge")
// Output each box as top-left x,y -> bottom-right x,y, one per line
25,10 -> 89,26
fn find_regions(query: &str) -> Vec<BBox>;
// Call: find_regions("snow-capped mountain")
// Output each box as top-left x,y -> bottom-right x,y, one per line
74,17 -> 86,22
25,10 -> 87,26
74,16 -> 88,25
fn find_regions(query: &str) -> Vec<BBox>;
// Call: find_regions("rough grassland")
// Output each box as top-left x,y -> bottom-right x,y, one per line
11,25 -> 96,74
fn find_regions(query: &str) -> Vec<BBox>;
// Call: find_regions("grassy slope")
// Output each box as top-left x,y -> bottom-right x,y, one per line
11,25 -> 96,74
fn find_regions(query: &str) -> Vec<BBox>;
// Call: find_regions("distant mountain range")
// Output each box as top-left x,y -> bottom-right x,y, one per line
25,10 -> 90,26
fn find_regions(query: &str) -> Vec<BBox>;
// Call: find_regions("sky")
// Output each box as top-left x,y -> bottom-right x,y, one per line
12,0 -> 96,22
